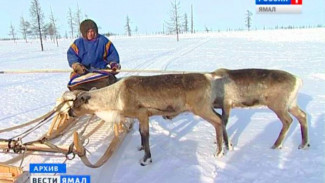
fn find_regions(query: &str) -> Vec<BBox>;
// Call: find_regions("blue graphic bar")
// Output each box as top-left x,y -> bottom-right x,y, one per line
30,163 -> 67,173
256,0 -> 291,5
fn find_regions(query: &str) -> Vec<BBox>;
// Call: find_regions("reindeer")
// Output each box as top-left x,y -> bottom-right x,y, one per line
212,68 -> 309,150
64,73 -> 224,166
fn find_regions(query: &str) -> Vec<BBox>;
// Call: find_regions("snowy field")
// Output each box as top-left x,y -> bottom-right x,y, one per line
0,28 -> 324,183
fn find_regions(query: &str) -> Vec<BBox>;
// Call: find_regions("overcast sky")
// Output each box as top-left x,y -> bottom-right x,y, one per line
0,0 -> 324,38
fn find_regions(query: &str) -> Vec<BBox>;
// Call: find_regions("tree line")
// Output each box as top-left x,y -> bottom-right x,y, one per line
7,0 -> 323,49
8,0 -> 86,51
6,0 -> 245,47
9,0 -> 197,50
8,0 -> 197,48
124,0 -> 195,41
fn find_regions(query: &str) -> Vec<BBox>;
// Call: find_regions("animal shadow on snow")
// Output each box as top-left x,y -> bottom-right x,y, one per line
151,113 -> 203,158
155,113 -> 198,139
96,115 -> 202,183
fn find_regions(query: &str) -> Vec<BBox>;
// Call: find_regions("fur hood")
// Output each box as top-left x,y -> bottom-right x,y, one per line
80,19 -> 98,38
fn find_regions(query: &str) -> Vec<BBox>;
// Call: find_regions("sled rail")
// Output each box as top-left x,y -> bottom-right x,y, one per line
0,139 -> 72,155
74,119 -> 133,168
0,69 -> 203,74
0,118 -> 134,168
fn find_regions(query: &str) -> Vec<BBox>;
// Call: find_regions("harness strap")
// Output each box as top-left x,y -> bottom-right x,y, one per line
77,130 -> 125,168
0,101 -> 68,134
1,102 -> 134,168
76,119 -> 133,168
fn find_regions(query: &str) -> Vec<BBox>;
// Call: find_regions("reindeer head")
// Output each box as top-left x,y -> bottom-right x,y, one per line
62,91 -> 93,117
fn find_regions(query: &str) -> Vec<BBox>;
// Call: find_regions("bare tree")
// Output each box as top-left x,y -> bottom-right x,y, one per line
183,13 -> 188,33
75,3 -> 82,37
43,23 -> 52,39
134,26 -> 138,34
166,0 -> 182,41
162,23 -> 165,34
245,10 -> 253,31
20,17 -> 30,43
67,8 -> 75,38
64,31 -> 68,39
9,23 -> 17,43
205,26 -> 210,33
30,0 -> 44,51
49,7 -> 59,46
125,15 -> 132,37
191,4 -> 194,33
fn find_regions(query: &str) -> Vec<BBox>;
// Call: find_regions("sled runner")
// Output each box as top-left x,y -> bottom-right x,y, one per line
0,71 -> 134,182
0,164 -> 26,183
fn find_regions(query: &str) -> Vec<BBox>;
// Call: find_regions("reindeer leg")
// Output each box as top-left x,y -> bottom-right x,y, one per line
215,122 -> 224,157
138,110 -> 152,166
289,105 -> 310,149
221,106 -> 233,150
137,124 -> 144,151
195,107 -> 224,157
271,109 -> 293,149
213,109 -> 232,151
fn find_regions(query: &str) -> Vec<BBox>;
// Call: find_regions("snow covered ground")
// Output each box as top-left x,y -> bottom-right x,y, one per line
0,28 -> 324,183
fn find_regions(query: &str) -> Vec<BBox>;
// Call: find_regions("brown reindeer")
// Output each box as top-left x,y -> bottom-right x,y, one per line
212,68 -> 309,150
64,73 -> 224,166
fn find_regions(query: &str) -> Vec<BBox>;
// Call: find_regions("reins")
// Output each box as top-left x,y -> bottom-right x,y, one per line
0,101 -> 71,135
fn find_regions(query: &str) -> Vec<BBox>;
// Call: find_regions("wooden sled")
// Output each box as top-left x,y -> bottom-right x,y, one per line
0,94 -> 134,175
0,164 -> 29,183
45,97 -> 77,140
0,73 -> 135,182
73,118 -> 133,168
45,96 -> 134,168
0,164 -> 23,183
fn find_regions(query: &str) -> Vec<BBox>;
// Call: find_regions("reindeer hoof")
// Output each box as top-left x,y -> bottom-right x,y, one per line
140,158 -> 152,166
215,150 -> 224,158
298,143 -> 310,149
226,143 -> 233,151
162,116 -> 173,120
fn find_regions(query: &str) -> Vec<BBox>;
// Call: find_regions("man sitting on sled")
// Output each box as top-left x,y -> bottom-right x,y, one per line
67,19 -> 121,91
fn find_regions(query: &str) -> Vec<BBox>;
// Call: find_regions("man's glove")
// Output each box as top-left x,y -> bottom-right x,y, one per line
108,62 -> 121,75
72,63 -> 88,75
109,62 -> 121,71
